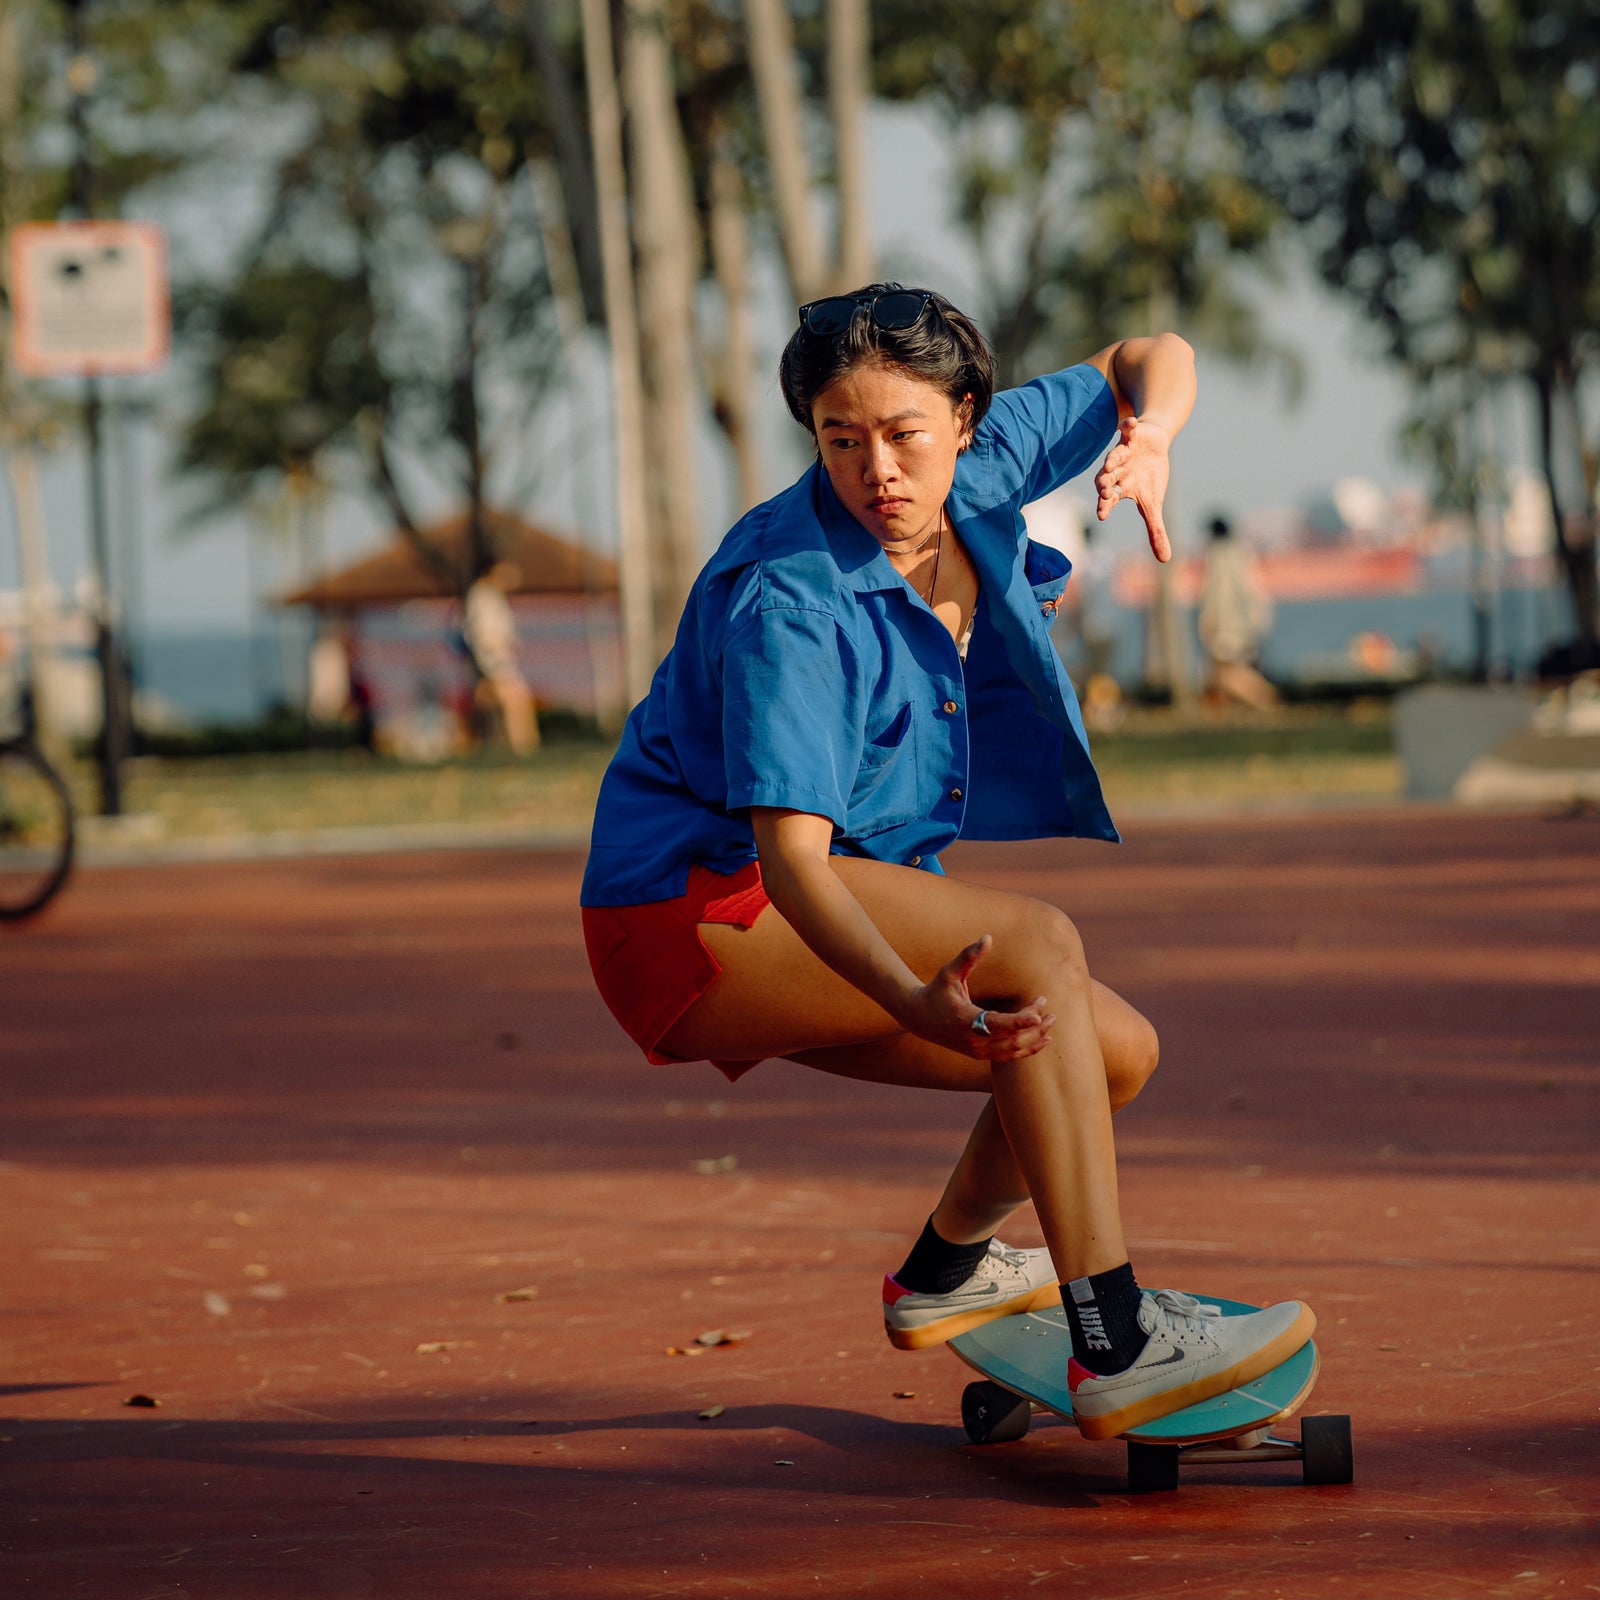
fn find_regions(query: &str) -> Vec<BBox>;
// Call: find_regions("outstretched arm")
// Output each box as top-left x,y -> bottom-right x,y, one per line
1083,333 -> 1197,563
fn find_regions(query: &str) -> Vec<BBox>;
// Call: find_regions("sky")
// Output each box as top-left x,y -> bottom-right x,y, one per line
1,100 -> 1455,637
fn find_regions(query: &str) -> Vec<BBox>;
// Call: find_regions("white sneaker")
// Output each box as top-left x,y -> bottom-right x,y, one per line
883,1240 -> 1059,1350
1068,1288 -> 1316,1440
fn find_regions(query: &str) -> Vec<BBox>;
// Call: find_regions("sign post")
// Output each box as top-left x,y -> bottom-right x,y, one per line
10,220 -> 170,816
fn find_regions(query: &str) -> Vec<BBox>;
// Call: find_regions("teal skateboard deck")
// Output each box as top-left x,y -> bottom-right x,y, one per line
949,1295 -> 1353,1491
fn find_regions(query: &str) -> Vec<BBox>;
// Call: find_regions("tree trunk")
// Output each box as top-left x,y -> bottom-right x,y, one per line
745,0 -> 825,304
707,136 -> 763,513
581,0 -> 657,706
0,0 -> 63,752
457,252 -> 493,589
1534,366 -> 1600,658
523,0 -> 606,325
624,0 -> 702,650
826,0 -> 872,291
529,157 -> 627,729
529,159 -> 589,359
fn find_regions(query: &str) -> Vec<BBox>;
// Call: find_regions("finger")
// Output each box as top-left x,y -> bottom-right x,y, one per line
989,1026 -> 1052,1061
943,933 -> 991,987
979,1005 -> 1054,1040
1141,498 -> 1171,563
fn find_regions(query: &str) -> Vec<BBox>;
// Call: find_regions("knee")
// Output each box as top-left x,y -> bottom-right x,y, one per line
1022,900 -> 1091,994
1108,1013 -> 1160,1111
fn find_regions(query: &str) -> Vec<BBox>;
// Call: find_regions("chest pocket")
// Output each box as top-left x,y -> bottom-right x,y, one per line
849,700 -> 922,832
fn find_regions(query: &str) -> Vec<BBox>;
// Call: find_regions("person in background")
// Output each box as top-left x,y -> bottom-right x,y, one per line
1198,514 -> 1277,710
464,560 -> 539,755
1066,518 -> 1125,731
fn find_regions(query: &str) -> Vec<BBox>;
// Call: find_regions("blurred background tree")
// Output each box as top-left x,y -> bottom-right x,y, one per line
1229,0 -> 1600,665
1,0 -> 238,756
873,0 -> 1300,700
174,2 -> 570,595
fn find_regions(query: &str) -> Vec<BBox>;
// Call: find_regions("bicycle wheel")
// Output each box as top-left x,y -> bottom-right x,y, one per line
0,742 -> 74,920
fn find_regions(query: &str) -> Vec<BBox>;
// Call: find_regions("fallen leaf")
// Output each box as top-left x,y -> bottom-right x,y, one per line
496,1286 -> 539,1303
693,1328 -> 751,1348
893,1391 -> 917,1400
665,1346 -> 707,1357
690,1155 -> 737,1175
697,1404 -> 725,1421
773,1458 -> 795,1466
122,1393 -> 160,1408
415,1341 -> 469,1355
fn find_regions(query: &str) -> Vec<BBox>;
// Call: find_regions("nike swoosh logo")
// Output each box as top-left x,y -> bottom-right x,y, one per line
1143,1345 -> 1186,1369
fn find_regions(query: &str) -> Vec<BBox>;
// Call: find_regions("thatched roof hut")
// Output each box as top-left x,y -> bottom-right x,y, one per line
283,510 -> 617,609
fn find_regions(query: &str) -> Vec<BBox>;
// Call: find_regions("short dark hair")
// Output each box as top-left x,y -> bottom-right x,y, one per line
778,282 -> 996,441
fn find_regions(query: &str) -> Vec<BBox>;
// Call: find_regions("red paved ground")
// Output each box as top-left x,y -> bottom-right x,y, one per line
3,808 -> 1597,1599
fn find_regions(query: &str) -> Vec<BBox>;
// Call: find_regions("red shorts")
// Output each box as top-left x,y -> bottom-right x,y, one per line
581,861 -> 771,1083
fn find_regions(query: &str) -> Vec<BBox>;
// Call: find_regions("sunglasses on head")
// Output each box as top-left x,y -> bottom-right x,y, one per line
798,289 -> 935,339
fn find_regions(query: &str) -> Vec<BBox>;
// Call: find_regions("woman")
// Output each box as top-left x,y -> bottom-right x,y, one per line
581,285 -> 1313,1440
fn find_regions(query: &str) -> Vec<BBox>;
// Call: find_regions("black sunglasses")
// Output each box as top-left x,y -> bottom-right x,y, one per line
798,289 -> 935,339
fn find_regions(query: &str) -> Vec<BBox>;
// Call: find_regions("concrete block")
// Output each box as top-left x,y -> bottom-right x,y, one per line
1394,684 -> 1539,799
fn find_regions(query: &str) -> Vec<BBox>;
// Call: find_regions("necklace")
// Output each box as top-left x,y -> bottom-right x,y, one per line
917,513 -> 945,608
878,520 -> 942,557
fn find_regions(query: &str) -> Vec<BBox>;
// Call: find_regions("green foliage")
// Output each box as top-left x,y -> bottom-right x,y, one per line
167,0 -> 565,565
1229,0 -> 1600,384
872,0 -> 1297,390
6,1 -> 573,584
1230,0 -> 1600,644
175,262 -> 385,508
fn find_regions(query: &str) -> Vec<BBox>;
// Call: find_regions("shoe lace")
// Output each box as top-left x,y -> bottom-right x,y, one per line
986,1239 -> 1033,1271
1147,1287 -> 1223,1335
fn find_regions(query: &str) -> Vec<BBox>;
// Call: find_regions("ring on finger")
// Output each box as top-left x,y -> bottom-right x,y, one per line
970,1009 -> 992,1037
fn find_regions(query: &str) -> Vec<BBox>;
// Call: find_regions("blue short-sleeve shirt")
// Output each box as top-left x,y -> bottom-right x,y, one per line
579,362 -> 1120,907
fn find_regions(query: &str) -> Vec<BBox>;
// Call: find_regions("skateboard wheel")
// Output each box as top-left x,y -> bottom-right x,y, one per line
960,1381 -> 1031,1445
1126,1440 -> 1179,1492
1300,1414 -> 1354,1485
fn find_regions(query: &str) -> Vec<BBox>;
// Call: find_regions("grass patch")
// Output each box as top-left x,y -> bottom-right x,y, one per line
68,705 -> 1399,846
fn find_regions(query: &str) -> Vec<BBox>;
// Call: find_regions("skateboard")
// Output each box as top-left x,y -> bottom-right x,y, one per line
949,1294 -> 1353,1491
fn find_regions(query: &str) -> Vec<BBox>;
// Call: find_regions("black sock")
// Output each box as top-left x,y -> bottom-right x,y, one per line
1063,1262 -> 1146,1375
892,1216 -> 992,1294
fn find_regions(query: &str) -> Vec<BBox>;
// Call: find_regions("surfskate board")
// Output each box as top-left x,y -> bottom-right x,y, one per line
949,1294 -> 1353,1491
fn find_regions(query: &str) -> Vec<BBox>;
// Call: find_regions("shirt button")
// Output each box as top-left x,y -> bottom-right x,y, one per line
910,855 -> 922,867
949,787 -> 963,802
943,700 -> 958,714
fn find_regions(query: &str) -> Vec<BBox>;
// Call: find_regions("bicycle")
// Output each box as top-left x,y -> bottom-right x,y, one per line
0,713 -> 75,920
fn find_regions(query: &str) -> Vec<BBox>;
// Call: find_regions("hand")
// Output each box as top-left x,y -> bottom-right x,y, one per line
900,935 -> 1056,1061
1094,414 -> 1173,563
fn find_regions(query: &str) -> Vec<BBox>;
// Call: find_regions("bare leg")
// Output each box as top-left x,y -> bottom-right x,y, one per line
793,978 -> 1158,1245
661,859 -> 1152,1284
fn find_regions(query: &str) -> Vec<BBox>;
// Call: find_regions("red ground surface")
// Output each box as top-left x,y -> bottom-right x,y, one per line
3,807 -> 1597,1600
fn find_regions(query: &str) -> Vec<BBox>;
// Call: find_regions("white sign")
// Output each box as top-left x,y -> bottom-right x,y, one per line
9,221 -> 170,377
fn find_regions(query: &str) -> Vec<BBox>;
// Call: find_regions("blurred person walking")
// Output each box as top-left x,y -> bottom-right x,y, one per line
580,285 -> 1313,1440
1066,519 -> 1125,731
464,561 -> 539,755
1198,514 -> 1277,710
